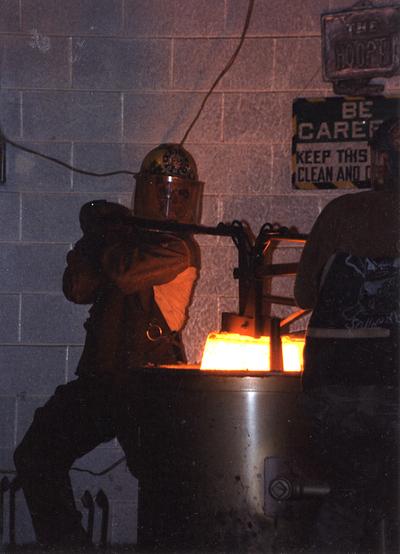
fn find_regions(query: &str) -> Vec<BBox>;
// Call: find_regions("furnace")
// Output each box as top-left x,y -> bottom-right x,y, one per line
118,218 -> 319,552
127,367 -> 314,552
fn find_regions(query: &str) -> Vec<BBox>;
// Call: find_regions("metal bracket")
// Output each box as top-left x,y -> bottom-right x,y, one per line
333,78 -> 384,95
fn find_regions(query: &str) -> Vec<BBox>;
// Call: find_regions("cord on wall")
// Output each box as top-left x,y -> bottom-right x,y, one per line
179,0 -> 255,146
0,130 -> 136,182
0,132 -> 6,183
0,455 -> 127,477
0,0 -> 256,183
0,0 -> 321,184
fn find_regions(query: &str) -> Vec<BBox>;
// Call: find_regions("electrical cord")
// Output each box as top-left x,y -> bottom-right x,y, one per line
0,455 -> 127,477
1,132 -> 136,177
70,455 -> 127,476
0,0 -> 320,177
0,0 -> 256,166
179,0 -> 255,146
0,0 -> 321,481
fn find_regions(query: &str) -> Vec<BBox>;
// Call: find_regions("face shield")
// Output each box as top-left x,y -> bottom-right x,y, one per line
133,173 -> 203,224
132,143 -> 204,224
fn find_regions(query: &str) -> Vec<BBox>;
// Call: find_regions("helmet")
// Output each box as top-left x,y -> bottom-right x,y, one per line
133,143 -> 203,224
369,118 -> 400,191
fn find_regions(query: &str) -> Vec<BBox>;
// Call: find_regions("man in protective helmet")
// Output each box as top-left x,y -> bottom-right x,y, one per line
14,144 -> 202,548
295,118 -> 400,552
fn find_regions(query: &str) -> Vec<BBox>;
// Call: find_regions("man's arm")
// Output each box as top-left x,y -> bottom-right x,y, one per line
101,232 -> 195,295
63,201 -> 135,304
63,236 -> 106,304
294,203 -> 338,309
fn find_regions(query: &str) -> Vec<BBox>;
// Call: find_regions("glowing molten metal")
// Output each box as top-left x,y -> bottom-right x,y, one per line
200,332 -> 305,372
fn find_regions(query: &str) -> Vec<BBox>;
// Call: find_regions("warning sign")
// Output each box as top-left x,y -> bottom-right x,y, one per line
292,96 -> 400,189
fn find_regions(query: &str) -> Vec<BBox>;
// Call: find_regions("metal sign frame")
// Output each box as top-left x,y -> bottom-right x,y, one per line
321,3 -> 400,94
292,95 -> 400,190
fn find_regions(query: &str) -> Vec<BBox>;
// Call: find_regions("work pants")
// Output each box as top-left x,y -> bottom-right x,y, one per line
302,385 -> 399,553
13,375 -> 136,547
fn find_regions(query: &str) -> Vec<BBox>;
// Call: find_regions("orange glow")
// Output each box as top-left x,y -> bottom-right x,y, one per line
200,332 -> 305,372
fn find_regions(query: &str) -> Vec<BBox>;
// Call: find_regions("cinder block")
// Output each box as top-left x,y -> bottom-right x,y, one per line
124,0 -> 224,37
269,247 -> 304,297
14,495 -> 36,545
21,193 -> 101,242
72,38 -> 170,90
71,448 -> 137,501
318,191 -> 350,213
273,38 -> 329,91
123,92 -> 222,144
196,243 -> 237,297
268,195 -> 320,234
222,193 -> 315,240
189,144 -> 273,195
0,0 -> 19,32
270,274 -> 296,297
0,90 -> 21,139
0,243 -> 67,293
223,92 -> 294,144
0,192 -> 20,241
21,293 -> 87,344
15,396 -> 48,443
71,453 -> 138,544
225,0 -> 327,36
0,345 -> 66,395
170,0 -> 225,36
122,143 -> 157,173
23,92 -> 122,142
111,501 -> 137,544
73,142 -> 134,193
218,294 -> 239,324
183,293 -> 219,363
0,244 -> 23,292
271,246 -> 304,265
124,0 -> 172,36
21,0 -> 123,35
0,36 -> 69,89
67,345 -> 83,379
21,244 -> 68,291
173,38 -> 274,91
0,294 -> 19,343
221,195 -> 273,233
196,195 -> 219,226
0,447 -> 15,470
0,397 -> 16,447
7,142 -> 72,192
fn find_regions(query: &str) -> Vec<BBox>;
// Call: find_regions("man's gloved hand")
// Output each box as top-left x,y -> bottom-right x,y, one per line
79,200 -> 132,237
78,200 -> 136,264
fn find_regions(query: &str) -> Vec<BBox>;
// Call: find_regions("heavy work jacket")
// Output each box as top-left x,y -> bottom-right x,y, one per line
63,229 -> 200,377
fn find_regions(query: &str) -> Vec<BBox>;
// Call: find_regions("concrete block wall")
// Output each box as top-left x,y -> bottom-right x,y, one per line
1,0 -> 399,546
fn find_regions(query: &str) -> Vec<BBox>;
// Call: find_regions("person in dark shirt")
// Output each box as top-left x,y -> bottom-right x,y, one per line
13,144 -> 202,548
295,118 -> 400,553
